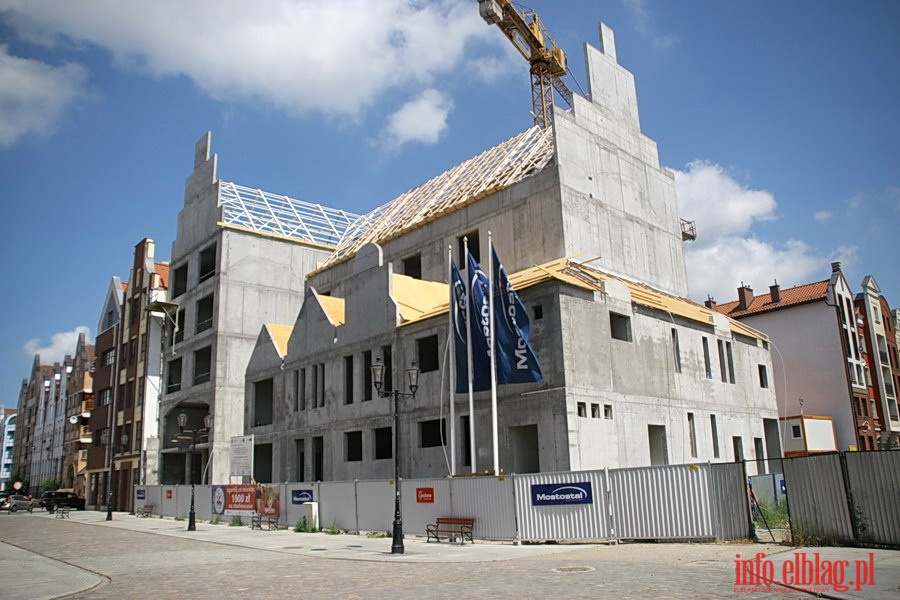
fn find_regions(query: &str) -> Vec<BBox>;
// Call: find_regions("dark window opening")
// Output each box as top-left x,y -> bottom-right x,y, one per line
196,294 -> 214,333
166,358 -> 182,393
758,364 -> 769,388
253,378 -> 274,427
374,427 -> 393,460
402,254 -> 422,279
458,230 -> 480,264
344,355 -> 354,404
345,431 -> 362,462
172,265 -> 188,298
193,346 -> 212,385
610,312 -> 632,342
419,419 -> 446,448
417,335 -> 439,373
198,243 -> 217,283
533,304 -> 543,320
362,351 -> 372,401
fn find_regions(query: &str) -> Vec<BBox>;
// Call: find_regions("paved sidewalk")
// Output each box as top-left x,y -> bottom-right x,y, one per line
1,510 -> 897,599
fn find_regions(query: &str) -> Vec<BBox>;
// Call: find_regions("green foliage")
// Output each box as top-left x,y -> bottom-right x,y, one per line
174,516 -> 185,521
210,516 -> 221,525
756,499 -> 789,529
324,520 -> 341,535
293,516 -> 316,533
229,516 -> 244,527
365,531 -> 390,539
41,478 -> 61,492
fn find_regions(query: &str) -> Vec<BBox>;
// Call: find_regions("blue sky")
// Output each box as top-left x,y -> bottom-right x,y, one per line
1,0 -> 898,404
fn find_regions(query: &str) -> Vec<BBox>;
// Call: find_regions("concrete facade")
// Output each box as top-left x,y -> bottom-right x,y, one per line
243,24 -> 779,483
159,134 -> 357,485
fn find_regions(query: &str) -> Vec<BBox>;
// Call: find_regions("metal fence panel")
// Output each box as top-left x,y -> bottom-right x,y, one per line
448,476 -> 517,540
610,464 -> 715,540
844,451 -> 900,546
317,481 -> 357,531
398,478 -> 452,536
710,462 -> 751,541
514,471 -> 609,542
782,453 -> 853,544
355,480 -> 396,533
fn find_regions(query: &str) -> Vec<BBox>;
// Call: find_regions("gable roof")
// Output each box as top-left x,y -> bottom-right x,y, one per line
714,280 -> 829,319
264,323 -> 292,357
318,126 -> 555,271
154,262 -> 170,289
317,294 -> 345,326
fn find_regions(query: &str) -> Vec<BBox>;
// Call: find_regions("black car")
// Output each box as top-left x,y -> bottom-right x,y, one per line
40,490 -> 85,511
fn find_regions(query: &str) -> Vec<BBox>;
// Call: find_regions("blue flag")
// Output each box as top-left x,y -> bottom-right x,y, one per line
466,251 -> 492,391
450,260 -> 469,394
492,246 -> 543,385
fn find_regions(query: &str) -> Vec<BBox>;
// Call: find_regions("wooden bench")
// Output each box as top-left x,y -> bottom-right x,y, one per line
251,514 -> 279,530
55,507 -> 71,519
426,517 -> 475,544
136,504 -> 155,517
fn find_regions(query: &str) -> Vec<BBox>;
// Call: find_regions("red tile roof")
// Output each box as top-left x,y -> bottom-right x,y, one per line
154,262 -> 170,289
713,280 -> 830,318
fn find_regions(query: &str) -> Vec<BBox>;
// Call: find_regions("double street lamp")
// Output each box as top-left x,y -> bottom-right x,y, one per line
176,410 -> 212,531
371,359 -> 418,555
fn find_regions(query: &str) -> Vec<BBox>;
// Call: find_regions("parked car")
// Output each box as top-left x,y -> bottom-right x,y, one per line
2,494 -> 33,513
40,490 -> 85,511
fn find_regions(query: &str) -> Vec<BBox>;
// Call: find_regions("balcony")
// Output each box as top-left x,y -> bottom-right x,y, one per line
680,218 -> 697,241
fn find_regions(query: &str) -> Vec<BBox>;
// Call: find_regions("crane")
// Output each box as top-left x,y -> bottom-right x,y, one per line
478,0 -> 574,129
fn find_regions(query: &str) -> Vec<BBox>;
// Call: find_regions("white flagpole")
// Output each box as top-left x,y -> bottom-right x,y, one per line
464,236 -> 477,473
488,232 -> 499,476
447,244 -> 456,476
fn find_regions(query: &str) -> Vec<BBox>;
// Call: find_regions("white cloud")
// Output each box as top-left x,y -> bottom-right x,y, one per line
0,0 -> 495,124
814,210 -> 834,221
381,88 -> 452,148
673,161 -> 827,303
623,0 -> 680,50
22,325 -> 91,364
0,44 -> 89,146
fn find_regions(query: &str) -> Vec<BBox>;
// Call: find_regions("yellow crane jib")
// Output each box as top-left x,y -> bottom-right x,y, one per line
478,0 -> 573,128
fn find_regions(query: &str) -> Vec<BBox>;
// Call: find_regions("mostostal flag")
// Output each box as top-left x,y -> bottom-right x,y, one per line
466,251 -> 493,391
491,246 -> 543,384
450,260 -> 471,393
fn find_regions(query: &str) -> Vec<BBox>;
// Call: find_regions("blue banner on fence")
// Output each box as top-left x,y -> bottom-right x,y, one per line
292,489 -> 314,504
531,482 -> 593,506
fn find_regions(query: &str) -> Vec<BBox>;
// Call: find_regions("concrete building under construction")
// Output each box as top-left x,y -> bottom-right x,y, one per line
239,23 -> 781,483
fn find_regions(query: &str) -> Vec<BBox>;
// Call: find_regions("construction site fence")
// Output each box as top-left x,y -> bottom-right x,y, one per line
134,460 -> 753,543
750,451 -> 899,548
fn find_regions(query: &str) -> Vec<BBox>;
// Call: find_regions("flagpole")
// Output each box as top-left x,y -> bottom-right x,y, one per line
447,244 -> 456,476
464,236 -> 477,474
488,232 -> 499,476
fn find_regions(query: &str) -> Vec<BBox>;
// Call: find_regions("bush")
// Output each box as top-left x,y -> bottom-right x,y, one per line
229,516 -> 243,527
293,516 -> 316,533
755,499 -> 789,529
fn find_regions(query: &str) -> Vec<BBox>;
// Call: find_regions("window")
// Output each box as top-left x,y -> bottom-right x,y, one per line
726,342 -> 735,384
196,294 -> 214,333
702,337 -> 712,379
172,264 -> 188,298
419,419 -> 445,448
610,312 -> 632,341
314,363 -> 325,407
362,351 -> 372,401
577,402 -> 587,418
402,254 -> 421,279
791,425 -> 802,439
732,436 -> 744,462
253,378 -> 273,427
103,349 -> 116,366
295,439 -> 305,482
299,368 -> 307,410
193,346 -> 212,385
99,388 -> 112,406
344,355 -> 354,404
591,403 -> 601,418
374,427 -> 393,459
166,358 -> 182,393
710,415 -> 720,458
533,304 -> 543,320
417,335 -> 439,373
198,242 -> 217,283
758,365 -> 769,388
671,328 -> 682,373
173,309 -> 185,344
345,431 -> 362,462
717,340 -> 727,382
292,369 -> 300,411
458,230 -> 480,264
604,404 -> 613,420
687,413 -> 697,458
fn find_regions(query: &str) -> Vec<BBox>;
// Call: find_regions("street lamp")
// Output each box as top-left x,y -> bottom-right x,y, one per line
176,410 -> 212,531
371,358 -> 419,555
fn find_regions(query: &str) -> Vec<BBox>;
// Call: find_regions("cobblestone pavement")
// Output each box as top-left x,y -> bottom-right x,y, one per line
1,511 -> 897,599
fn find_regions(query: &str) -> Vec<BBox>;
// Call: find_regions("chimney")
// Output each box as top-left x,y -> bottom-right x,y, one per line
737,284 -> 754,311
704,295 -> 717,310
831,261 -> 842,273
769,280 -> 781,304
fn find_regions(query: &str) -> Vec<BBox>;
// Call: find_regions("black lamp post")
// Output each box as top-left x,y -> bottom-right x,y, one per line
177,410 -> 212,531
371,359 -> 418,555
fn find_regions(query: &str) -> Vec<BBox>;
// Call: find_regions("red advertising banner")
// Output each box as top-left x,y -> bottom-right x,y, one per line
416,487 -> 435,503
256,484 -> 280,517
211,484 -> 257,516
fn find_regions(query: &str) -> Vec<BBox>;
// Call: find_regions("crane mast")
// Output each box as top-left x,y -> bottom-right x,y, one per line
478,0 -> 573,129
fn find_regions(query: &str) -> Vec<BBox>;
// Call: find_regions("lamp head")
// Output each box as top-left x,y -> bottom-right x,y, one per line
177,410 -> 187,431
371,358 -> 385,392
406,362 -> 419,394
